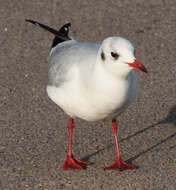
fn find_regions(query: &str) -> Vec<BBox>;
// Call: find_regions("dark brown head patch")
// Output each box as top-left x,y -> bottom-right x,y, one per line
101,51 -> 105,61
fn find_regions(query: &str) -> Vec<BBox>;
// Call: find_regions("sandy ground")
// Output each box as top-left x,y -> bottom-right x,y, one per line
0,0 -> 176,189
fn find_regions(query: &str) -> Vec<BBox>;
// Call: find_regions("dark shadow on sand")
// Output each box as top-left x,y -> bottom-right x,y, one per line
81,105 -> 176,164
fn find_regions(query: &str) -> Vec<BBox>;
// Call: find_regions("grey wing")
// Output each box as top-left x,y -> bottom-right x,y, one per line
47,40 -> 100,87
48,40 -> 78,87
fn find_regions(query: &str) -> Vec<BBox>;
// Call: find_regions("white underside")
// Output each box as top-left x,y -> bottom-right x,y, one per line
46,69 -> 138,121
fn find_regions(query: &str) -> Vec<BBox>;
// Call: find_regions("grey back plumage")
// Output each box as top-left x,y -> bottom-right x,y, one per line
48,40 -> 100,87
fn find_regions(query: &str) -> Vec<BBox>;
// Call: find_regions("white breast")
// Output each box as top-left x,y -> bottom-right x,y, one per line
47,68 -> 138,121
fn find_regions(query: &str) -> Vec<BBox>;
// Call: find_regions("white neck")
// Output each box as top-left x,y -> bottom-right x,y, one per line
93,53 -> 133,83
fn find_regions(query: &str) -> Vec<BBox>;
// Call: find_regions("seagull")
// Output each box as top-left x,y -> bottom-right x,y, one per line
26,19 -> 147,171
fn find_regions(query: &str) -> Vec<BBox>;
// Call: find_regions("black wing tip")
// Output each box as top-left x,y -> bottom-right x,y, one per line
65,23 -> 71,27
59,23 -> 71,31
25,19 -> 35,23
25,18 -> 31,22
60,23 -> 71,28
25,19 -> 71,27
51,23 -> 71,48
25,19 -> 39,26
25,19 -> 72,48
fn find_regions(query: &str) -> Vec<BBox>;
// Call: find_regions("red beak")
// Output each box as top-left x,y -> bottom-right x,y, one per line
127,60 -> 147,73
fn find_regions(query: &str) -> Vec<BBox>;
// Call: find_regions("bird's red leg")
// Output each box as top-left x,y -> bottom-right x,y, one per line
105,119 -> 136,171
62,117 -> 90,170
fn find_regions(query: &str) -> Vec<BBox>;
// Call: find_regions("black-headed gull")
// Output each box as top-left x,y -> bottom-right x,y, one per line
26,19 -> 147,171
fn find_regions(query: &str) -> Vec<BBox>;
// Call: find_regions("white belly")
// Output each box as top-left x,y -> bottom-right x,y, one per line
46,72 -> 138,121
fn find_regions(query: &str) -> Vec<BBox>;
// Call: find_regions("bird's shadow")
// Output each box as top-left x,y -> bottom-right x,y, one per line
81,105 -> 176,166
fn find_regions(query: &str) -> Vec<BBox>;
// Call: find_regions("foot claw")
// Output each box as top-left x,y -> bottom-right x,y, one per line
105,158 -> 136,171
62,155 -> 90,170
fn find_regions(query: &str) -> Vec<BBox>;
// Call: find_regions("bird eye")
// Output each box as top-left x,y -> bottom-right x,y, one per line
111,52 -> 119,60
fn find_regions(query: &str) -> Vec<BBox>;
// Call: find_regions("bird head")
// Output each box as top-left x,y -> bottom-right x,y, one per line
99,37 -> 147,78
